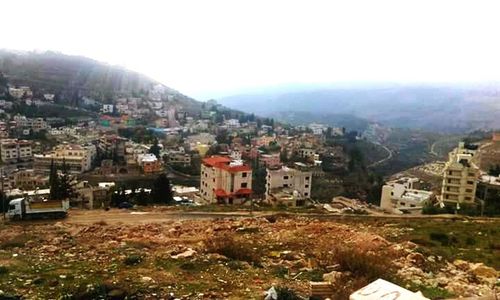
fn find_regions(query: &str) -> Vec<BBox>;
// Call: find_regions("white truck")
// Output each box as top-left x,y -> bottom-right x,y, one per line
7,198 -> 69,220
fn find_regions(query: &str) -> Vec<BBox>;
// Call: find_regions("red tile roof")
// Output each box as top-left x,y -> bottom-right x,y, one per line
202,156 -> 232,167
203,156 -> 252,173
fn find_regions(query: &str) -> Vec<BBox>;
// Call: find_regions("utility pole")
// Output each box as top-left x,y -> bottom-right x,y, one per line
1,168 -> 5,222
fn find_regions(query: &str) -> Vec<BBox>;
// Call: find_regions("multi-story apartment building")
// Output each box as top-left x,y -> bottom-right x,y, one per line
200,156 -> 252,204
441,142 -> 480,204
0,139 -> 32,163
34,144 -> 94,174
265,165 -> 312,207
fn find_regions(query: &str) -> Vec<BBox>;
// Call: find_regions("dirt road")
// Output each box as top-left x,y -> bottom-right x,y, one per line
61,209 -> 263,225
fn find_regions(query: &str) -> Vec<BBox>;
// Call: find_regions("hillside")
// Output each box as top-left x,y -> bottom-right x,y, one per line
218,84 -> 500,133
0,50 -> 202,113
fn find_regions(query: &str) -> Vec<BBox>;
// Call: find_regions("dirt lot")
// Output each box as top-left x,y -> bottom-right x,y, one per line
0,211 -> 498,299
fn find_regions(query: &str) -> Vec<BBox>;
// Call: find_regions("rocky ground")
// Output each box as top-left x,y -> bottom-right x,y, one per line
0,215 -> 498,299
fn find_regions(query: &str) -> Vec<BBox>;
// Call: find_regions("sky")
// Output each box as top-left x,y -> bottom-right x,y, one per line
3,0 -> 500,99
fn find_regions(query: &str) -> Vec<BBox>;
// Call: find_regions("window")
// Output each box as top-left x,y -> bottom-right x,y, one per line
304,192 -> 308,196
305,177 -> 310,180
241,182 -> 248,188
283,176 -> 289,180
467,180 -> 474,185
400,202 -> 406,206
468,173 -> 475,177
465,196 -> 471,201
305,185 -> 309,188
465,188 -> 472,193
242,172 -> 247,178
283,184 -> 288,187
448,171 -> 452,175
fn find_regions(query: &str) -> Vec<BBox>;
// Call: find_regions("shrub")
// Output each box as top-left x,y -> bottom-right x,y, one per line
124,254 -> 142,266
275,286 -> 301,300
429,232 -> 458,246
205,234 -> 262,266
332,246 -> 393,280
0,266 -> 8,274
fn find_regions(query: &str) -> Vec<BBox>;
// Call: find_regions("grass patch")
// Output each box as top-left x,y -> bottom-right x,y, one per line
407,283 -> 455,299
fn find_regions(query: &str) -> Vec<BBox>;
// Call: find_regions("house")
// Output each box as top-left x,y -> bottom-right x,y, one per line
137,153 -> 162,173
200,156 -> 252,204
0,139 -> 32,163
101,104 -> 114,114
265,166 -> 312,207
380,177 -> 433,213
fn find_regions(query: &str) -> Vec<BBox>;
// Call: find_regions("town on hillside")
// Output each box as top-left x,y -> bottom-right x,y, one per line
1,73 -> 500,218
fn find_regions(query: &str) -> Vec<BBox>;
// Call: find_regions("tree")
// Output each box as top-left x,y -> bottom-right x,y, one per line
49,160 -> 61,200
49,159 -> 75,200
136,188 -> 150,206
150,173 -> 173,204
149,138 -> 161,158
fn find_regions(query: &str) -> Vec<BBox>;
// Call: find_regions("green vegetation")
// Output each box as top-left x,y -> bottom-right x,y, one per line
362,218 -> 499,269
124,254 -> 143,266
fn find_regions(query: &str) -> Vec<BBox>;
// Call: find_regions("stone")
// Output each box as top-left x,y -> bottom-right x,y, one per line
107,289 -> 126,300
453,259 -> 470,271
171,248 -> 196,259
322,271 -> 342,283
406,252 -> 426,267
470,264 -> 498,283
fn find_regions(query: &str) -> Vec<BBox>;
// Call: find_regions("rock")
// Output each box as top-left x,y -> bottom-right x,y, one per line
322,271 -> 342,283
171,249 -> 196,259
141,276 -> 154,283
107,289 -> 126,300
453,259 -> 470,271
470,264 -> 498,283
48,279 -> 59,287
406,252 -> 426,267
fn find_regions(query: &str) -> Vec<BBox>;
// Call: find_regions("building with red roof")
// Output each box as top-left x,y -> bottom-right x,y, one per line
200,156 -> 252,204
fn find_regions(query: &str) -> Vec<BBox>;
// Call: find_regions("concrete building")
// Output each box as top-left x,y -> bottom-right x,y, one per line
137,153 -> 162,173
200,156 -> 252,204
380,177 -> 433,213
260,153 -> 281,168
34,144 -> 93,174
168,151 -> 191,166
13,169 -> 49,190
101,104 -> 114,114
265,166 -> 312,207
440,142 -> 480,204
0,139 -> 32,163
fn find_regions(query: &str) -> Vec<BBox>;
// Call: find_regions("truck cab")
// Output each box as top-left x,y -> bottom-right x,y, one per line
7,198 -> 25,220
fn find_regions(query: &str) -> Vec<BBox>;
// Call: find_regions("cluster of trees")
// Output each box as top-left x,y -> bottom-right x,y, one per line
110,173 -> 173,207
118,127 -> 157,144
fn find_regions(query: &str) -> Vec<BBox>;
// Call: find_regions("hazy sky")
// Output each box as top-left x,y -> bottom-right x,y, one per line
3,0 -> 500,99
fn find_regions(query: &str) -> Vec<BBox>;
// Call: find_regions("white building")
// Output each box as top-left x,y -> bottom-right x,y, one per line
101,104 -> 114,114
265,166 -> 312,207
380,177 -> 433,213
